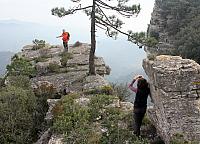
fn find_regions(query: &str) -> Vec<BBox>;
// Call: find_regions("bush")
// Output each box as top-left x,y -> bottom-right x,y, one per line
60,52 -> 73,67
0,86 -> 37,144
72,41 -> 83,47
0,77 -> 4,88
170,133 -> 198,144
33,55 -> 51,63
83,85 -> 114,95
111,83 -> 132,101
147,53 -> 157,61
0,76 -> 50,143
52,94 -> 149,143
32,39 -> 46,50
6,75 -> 31,89
6,56 -> 37,77
47,63 -> 60,73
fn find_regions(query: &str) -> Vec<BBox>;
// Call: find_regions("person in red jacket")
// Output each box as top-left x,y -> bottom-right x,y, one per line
57,29 -> 70,52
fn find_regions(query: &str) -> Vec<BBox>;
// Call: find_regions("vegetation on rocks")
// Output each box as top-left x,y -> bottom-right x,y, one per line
154,0 -> 200,64
60,52 -> 73,67
111,83 -> 132,101
0,55 -> 51,143
170,133 -> 199,144
32,39 -> 46,50
52,93 -> 149,144
6,55 -> 36,77
33,55 -> 52,63
47,63 -> 61,73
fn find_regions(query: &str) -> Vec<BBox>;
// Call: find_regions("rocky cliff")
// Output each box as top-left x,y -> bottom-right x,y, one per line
147,0 -> 176,55
18,42 -> 110,93
15,42 -> 141,144
143,55 -> 200,143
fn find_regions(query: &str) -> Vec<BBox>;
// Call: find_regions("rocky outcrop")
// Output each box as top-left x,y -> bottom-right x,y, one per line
18,43 -> 111,94
143,55 -> 200,143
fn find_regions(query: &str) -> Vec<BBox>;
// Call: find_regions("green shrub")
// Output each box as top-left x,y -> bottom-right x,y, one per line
0,77 -> 4,88
83,85 -> 114,95
47,63 -> 60,73
33,55 -> 51,63
0,86 -> 37,144
6,56 -> 36,77
111,83 -> 132,101
72,41 -> 82,47
6,75 -> 31,89
170,133 -> 198,144
32,39 -> 46,50
147,53 -> 157,61
52,94 -> 148,143
60,52 -> 73,67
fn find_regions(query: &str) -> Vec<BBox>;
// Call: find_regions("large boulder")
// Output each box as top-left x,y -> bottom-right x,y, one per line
143,55 -> 200,143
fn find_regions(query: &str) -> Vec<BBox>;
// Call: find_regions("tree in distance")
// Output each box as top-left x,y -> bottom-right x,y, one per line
52,0 -> 157,75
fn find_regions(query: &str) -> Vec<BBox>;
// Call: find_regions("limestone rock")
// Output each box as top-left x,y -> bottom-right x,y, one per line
83,74 -> 109,91
31,71 -> 88,93
143,55 -> 200,143
45,99 -> 60,121
35,57 -> 61,74
48,135 -> 64,144
35,128 -> 52,144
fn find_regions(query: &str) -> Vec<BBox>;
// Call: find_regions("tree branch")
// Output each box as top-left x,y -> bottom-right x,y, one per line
96,0 -> 140,17
52,5 -> 92,17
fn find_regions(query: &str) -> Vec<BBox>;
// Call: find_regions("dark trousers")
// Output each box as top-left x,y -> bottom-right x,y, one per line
133,107 -> 147,136
63,41 -> 68,52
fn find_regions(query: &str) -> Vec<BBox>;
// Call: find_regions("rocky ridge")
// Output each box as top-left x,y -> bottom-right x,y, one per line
17,42 -> 135,144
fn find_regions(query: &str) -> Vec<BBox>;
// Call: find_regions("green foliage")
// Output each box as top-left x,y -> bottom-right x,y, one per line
111,83 -> 131,101
83,85 -> 114,95
170,133 -> 198,144
72,41 -> 83,47
52,94 -> 148,143
0,77 -> 4,88
156,0 -> 200,64
174,15 -> 200,64
6,75 -> 31,89
127,31 -> 158,47
32,39 -> 46,50
0,86 -> 37,144
147,53 -> 157,61
47,63 -> 61,73
33,55 -> 51,63
0,75 -> 49,144
7,56 -> 36,77
60,52 -> 73,67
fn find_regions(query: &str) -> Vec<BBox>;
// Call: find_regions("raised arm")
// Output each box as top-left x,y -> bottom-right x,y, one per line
128,75 -> 143,93
128,79 -> 137,93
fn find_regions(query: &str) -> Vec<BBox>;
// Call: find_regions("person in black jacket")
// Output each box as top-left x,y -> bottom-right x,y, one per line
128,75 -> 150,136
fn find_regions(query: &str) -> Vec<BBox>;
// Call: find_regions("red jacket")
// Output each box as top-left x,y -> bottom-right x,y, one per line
61,32 -> 69,42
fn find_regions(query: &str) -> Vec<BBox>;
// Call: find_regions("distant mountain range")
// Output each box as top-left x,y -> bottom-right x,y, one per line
0,51 -> 14,76
0,19 -> 147,82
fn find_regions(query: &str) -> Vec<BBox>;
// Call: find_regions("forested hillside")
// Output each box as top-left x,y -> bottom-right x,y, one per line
152,0 -> 200,63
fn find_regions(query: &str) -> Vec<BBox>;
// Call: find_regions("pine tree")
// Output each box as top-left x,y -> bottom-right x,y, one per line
52,0 -> 146,75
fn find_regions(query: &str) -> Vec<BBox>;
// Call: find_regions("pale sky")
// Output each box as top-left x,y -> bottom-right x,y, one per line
0,0 -> 155,33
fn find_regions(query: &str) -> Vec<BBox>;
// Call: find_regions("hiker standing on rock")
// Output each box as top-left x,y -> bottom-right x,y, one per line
57,29 -> 70,52
128,75 -> 150,136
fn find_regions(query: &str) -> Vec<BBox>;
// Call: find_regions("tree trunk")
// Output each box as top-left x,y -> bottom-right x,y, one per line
89,0 -> 96,75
